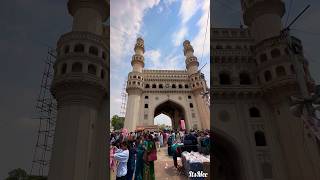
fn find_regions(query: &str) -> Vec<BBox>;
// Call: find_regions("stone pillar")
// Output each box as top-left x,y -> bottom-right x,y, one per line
124,91 -> 142,132
194,91 -> 210,130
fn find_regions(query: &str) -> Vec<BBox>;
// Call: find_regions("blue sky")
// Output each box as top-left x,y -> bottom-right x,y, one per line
110,0 -> 210,122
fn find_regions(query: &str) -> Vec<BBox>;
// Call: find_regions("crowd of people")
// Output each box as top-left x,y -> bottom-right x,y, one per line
109,128 -> 210,180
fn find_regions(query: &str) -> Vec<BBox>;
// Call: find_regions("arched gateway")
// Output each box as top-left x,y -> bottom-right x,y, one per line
124,38 -> 210,132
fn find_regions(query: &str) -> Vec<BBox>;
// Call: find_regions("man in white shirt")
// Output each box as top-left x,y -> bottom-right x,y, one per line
114,141 -> 129,180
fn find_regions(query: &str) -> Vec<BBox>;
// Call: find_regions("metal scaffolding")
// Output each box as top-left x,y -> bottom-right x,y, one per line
30,49 -> 57,177
120,80 -> 127,117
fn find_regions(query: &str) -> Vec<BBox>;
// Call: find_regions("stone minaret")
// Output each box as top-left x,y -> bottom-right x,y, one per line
49,0 -> 109,179
241,0 -> 320,179
242,0 -> 285,42
184,40 -> 210,129
124,38 -> 145,132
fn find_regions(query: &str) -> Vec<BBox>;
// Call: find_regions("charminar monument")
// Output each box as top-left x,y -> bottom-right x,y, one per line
123,38 -> 210,132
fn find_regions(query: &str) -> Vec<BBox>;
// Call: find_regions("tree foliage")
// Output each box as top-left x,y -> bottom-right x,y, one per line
111,115 -> 124,130
5,168 -> 47,180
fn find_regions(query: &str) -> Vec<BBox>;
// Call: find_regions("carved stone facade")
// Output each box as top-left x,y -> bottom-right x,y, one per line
212,1 -> 320,180
124,39 -> 210,132
49,0 -> 109,180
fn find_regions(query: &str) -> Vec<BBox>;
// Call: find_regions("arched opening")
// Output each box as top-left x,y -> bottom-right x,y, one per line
255,131 -> 267,146
154,100 -> 186,130
74,43 -> 85,53
276,66 -> 286,77
264,70 -> 272,82
154,113 -> 172,129
249,107 -> 261,117
239,72 -> 251,85
72,62 -> 82,72
61,63 -> 67,75
89,46 -> 99,56
260,53 -> 268,63
88,64 -> 97,75
271,48 -> 281,58
219,72 -> 232,85
213,131 -> 244,180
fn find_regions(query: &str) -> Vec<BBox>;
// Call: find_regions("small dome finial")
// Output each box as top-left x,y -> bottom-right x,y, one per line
134,37 -> 145,54
183,39 -> 194,56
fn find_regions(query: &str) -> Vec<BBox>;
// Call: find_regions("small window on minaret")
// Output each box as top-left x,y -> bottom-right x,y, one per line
178,84 -> 183,88
290,65 -> 296,74
271,48 -> 281,58
219,72 -> 232,85
72,62 -> 82,72
74,44 -> 85,53
64,45 -> 70,54
152,84 -> 157,88
276,66 -> 286,77
100,70 -> 105,79
249,107 -> 261,117
260,53 -> 268,63
172,84 -> 176,88
189,103 -> 193,108
145,84 -> 150,88
159,84 -> 163,88
188,95 -> 192,99
89,46 -> 99,56
239,72 -> 252,85
255,131 -> 267,146
185,84 -> 189,88
264,71 -> 272,82
61,63 -> 67,74
88,64 -> 97,75
102,51 -> 106,60
145,104 -> 148,108
145,96 -> 148,99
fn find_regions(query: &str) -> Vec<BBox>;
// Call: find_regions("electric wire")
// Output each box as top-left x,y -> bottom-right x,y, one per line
285,0 -> 294,27
200,7 -> 210,67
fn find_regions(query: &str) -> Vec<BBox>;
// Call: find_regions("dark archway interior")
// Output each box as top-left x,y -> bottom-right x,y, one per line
154,101 -> 186,130
213,132 -> 243,180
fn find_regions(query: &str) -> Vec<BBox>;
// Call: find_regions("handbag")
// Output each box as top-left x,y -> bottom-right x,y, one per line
147,148 -> 157,161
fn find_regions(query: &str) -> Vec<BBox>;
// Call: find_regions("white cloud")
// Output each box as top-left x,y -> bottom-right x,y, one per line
110,0 -> 161,117
172,26 -> 188,46
171,0 -> 201,47
191,0 -> 210,64
145,49 -> 161,67
110,0 -> 160,65
163,0 -> 178,7
179,0 -> 201,24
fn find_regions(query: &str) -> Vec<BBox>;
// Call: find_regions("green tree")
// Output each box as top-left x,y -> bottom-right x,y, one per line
111,115 -> 124,130
6,168 -> 27,180
5,168 -> 47,180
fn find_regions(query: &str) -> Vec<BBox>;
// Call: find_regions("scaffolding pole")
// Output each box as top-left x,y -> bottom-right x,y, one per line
30,49 -> 57,177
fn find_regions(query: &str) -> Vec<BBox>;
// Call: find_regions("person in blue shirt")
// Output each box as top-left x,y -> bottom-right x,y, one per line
114,141 -> 129,180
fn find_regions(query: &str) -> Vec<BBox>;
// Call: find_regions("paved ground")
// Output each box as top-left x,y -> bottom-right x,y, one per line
111,146 -> 188,180
154,146 -> 188,180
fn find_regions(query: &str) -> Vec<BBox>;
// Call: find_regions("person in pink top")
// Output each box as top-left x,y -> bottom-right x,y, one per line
110,145 -> 117,172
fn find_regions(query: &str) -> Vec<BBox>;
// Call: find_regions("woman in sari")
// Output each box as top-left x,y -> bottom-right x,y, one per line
143,134 -> 156,180
134,136 -> 144,180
